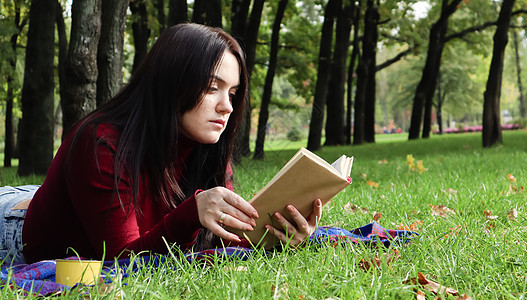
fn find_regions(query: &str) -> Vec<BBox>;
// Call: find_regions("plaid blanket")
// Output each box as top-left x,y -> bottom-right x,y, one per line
0,222 -> 416,296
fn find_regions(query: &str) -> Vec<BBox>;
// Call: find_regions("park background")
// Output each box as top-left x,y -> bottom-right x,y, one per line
0,0 -> 526,298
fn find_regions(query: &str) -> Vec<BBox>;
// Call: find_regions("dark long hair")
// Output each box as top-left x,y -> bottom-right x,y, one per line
67,23 -> 247,211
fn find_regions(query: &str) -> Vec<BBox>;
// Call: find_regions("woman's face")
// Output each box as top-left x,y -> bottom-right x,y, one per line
180,50 -> 240,144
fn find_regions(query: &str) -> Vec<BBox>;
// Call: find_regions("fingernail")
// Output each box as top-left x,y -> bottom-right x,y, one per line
246,225 -> 254,231
254,212 -> 260,218
317,199 -> 322,207
287,205 -> 294,212
274,212 -> 281,219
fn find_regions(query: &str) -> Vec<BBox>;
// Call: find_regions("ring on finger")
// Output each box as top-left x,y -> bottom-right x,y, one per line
219,212 -> 227,224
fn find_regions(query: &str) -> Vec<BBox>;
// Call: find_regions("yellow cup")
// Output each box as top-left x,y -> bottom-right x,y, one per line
55,259 -> 102,286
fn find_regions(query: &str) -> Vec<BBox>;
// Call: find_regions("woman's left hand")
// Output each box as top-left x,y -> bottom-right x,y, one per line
264,198 -> 322,247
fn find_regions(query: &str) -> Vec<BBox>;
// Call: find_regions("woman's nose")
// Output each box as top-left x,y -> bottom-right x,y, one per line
217,92 -> 233,114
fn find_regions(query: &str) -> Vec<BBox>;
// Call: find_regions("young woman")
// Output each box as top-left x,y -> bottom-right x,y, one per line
0,23 -> 322,265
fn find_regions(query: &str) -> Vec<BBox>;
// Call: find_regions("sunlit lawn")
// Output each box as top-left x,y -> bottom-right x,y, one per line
1,130 -> 526,298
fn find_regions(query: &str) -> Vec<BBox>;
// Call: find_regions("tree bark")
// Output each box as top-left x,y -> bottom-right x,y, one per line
5,0 -> 25,167
18,0 -> 56,176
482,0 -> 515,147
513,31 -> 526,119
363,0 -> 379,143
408,0 -> 461,140
254,0 -> 288,160
192,0 -> 205,24
97,0 -> 129,107
325,0 -> 352,146
235,0 -> 266,159
56,1 -> 67,140
61,0 -> 101,136
306,0 -> 339,151
205,0 -> 222,27
130,0 -> 151,73
156,0 -> 166,32
231,0 -> 251,40
168,0 -> 187,26
345,3 -> 360,145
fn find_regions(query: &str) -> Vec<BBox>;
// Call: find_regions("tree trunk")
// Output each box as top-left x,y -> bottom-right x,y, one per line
363,0 -> 379,143
306,0 -> 339,151
4,1 -> 24,168
254,0 -> 288,160
156,0 -> 166,32
436,71 -> 443,134
97,0 -> 129,107
168,0 -> 187,26
192,0 -> 205,24
325,0 -> 352,146
235,0 -> 266,159
130,0 -> 151,73
56,1 -> 67,141
205,0 -> 222,27
482,0 -> 515,147
231,0 -> 251,40
61,0 -> 101,136
18,0 -> 56,176
408,0 -> 461,140
513,31 -> 526,119
345,3 -> 360,145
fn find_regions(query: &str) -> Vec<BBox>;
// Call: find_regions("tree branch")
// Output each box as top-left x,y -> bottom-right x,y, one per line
376,47 -> 415,72
445,20 -> 497,42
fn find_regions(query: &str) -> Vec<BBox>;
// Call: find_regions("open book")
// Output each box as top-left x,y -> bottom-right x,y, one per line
229,147 -> 353,248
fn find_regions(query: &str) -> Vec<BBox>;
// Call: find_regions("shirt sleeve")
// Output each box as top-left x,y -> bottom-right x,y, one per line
67,126 -> 202,259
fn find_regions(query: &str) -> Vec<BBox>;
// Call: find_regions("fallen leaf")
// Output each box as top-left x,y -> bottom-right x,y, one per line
372,211 -> 382,221
361,173 -> 367,179
344,202 -> 358,212
507,208 -> 518,220
484,210 -> 498,220
457,294 -> 473,300
507,173 -> 517,182
359,249 -> 400,272
398,220 -> 423,231
367,181 -> 379,188
416,160 -> 428,174
404,272 -> 459,297
406,154 -> 415,165
444,225 -> 463,238
416,290 -> 426,300
378,159 -> 388,164
360,207 -> 370,214
430,205 -> 455,218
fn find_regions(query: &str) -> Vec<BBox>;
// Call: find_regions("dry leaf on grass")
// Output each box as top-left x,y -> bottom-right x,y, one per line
397,220 -> 423,231
404,272 -> 458,297
484,210 -> 498,220
441,188 -> 458,195
359,249 -> 400,272
416,290 -> 426,300
507,208 -> 518,220
378,159 -> 388,164
507,173 -> 517,182
430,205 -> 455,218
344,202 -> 358,212
372,211 -> 382,221
506,184 -> 525,195
444,225 -> 463,238
367,181 -> 379,188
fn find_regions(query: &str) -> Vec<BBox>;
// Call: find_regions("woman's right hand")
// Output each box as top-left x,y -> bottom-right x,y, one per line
195,187 -> 259,242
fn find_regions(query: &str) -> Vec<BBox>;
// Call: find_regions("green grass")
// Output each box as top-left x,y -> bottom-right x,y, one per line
1,130 -> 526,298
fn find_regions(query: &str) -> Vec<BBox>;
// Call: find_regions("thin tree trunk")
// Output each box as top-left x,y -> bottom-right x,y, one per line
61,0 -> 102,135
156,0 -> 166,32
254,0 -> 288,160
192,0 -> 205,24
436,70 -> 443,134
483,0 -> 515,147
513,31 -> 526,119
4,1 -> 24,168
363,0 -> 379,143
56,1 -> 67,140
168,0 -> 187,26
408,0 -> 461,140
130,0 -> 150,73
97,0 -> 129,107
204,0 -> 222,27
345,3 -> 360,145
18,0 -> 56,176
235,0 -> 266,159
325,0 -> 352,146
307,0 -> 338,151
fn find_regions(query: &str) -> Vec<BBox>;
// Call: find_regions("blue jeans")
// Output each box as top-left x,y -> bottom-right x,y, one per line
0,185 -> 40,265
